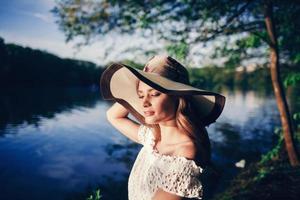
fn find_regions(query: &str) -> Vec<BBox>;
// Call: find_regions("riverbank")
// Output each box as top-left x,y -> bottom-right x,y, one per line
213,128 -> 300,200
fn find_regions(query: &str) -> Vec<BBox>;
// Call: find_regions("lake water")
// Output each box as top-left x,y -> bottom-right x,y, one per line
0,86 -> 298,200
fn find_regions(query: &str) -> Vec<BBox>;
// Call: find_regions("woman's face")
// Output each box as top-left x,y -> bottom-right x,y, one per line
137,81 -> 178,124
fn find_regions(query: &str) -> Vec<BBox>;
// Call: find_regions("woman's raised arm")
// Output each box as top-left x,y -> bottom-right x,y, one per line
106,102 -> 141,144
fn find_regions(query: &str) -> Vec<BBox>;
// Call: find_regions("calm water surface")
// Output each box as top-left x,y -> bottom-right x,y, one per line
0,87 -> 298,200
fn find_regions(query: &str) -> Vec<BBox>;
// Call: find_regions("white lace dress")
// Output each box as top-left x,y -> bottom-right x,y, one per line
128,125 -> 204,200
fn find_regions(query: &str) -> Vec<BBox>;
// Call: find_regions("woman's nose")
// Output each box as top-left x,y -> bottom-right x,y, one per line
142,96 -> 151,107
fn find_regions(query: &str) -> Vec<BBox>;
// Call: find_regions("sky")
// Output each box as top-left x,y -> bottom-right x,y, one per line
0,0 -> 166,66
0,0 -> 255,67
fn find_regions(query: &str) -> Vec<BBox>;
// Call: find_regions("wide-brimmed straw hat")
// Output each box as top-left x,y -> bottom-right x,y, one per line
100,55 -> 226,127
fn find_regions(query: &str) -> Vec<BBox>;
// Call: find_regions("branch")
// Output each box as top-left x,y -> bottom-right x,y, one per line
223,0 -> 254,28
192,20 -> 264,43
192,0 -> 255,43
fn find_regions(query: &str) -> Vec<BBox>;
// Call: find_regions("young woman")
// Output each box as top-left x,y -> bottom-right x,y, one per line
100,55 -> 226,200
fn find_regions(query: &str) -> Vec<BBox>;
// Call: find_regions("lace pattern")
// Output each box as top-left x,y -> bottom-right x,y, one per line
155,155 -> 203,198
137,124 -> 156,149
128,124 -> 204,200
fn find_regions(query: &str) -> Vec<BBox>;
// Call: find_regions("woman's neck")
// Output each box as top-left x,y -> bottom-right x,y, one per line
158,119 -> 185,145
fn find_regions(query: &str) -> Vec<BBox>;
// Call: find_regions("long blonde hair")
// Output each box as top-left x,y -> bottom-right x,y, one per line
175,96 -> 211,168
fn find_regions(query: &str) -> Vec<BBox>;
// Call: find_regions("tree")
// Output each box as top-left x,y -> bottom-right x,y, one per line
52,0 -> 300,166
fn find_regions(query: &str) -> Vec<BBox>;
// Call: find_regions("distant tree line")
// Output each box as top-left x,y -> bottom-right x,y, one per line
188,65 -> 272,92
122,59 -> 295,93
0,37 -> 297,91
190,63 -> 300,93
0,37 -> 104,88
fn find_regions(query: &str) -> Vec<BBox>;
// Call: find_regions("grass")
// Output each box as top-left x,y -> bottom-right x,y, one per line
86,189 -> 102,200
212,118 -> 300,200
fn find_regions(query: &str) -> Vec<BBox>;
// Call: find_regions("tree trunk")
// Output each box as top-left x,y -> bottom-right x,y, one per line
264,0 -> 300,166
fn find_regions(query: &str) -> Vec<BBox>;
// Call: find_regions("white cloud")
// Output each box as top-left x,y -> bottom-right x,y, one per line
17,9 -> 55,23
32,12 -> 53,23
40,0 -> 56,9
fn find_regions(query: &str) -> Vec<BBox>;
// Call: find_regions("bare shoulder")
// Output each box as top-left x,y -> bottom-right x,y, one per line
174,140 -> 197,160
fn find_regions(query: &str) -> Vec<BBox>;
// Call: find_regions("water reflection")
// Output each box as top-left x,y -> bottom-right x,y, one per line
0,87 -> 298,200
104,142 -> 141,170
0,87 -> 101,132
0,87 -> 126,199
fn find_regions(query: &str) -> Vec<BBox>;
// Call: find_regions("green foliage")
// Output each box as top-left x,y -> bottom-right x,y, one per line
284,73 -> 300,87
166,41 -> 189,63
237,35 -> 263,49
188,64 -> 272,91
0,37 -> 103,87
293,53 -> 300,64
86,189 -> 102,200
188,65 -> 231,91
258,127 -> 283,165
293,112 -> 300,121
293,112 -> 300,133
254,166 -> 275,181
212,34 -> 267,69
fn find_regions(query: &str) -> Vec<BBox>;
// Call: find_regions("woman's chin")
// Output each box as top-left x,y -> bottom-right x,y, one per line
144,117 -> 157,124
145,120 -> 155,125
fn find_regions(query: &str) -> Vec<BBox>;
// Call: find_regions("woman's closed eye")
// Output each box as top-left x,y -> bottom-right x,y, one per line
138,93 -> 160,99
151,92 -> 160,97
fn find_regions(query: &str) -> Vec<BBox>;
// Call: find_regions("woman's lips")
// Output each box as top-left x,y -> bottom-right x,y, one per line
144,111 -> 155,116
